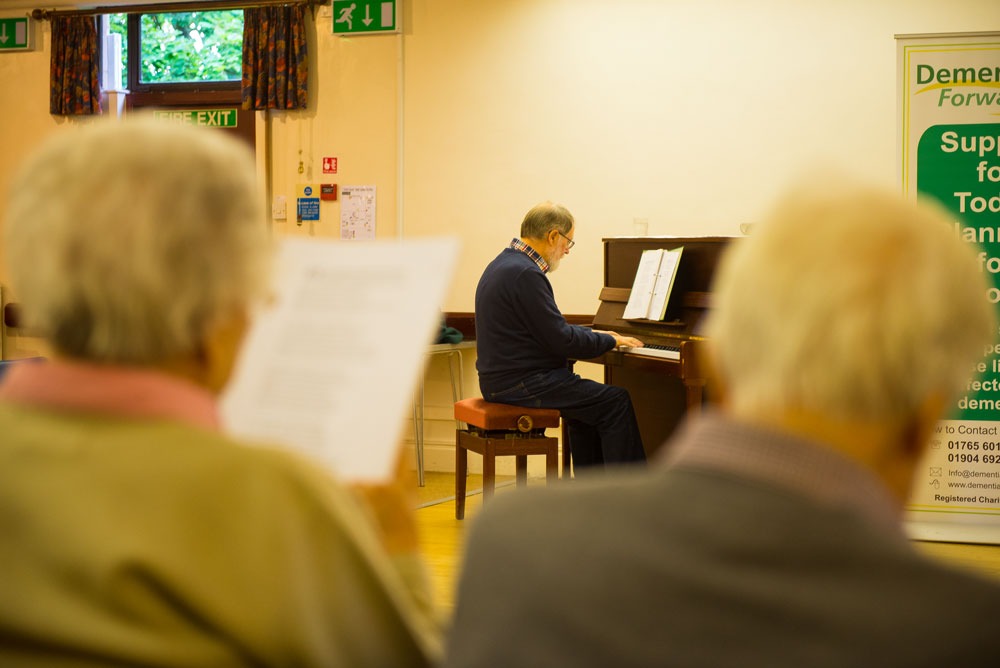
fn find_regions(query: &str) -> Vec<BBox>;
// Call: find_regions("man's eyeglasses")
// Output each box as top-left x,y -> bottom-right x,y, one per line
557,231 -> 575,249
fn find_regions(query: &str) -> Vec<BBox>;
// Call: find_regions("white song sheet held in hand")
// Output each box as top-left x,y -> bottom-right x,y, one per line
622,247 -> 684,321
221,237 -> 459,482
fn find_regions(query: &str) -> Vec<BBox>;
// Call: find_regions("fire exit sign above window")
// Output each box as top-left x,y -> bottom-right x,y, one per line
0,18 -> 31,52
332,0 -> 399,35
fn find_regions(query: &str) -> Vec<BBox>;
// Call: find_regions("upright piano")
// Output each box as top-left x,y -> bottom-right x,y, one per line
584,236 -> 735,458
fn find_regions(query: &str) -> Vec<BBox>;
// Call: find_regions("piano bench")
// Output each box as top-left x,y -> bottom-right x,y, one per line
453,398 -> 561,520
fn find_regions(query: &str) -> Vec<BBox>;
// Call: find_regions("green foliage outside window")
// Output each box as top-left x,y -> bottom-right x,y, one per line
108,11 -> 244,88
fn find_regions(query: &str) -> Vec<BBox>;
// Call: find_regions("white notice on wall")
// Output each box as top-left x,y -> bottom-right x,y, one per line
340,185 -> 376,239
220,236 -> 459,481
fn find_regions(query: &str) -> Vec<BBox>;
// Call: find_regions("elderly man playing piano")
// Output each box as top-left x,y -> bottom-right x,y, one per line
474,201 -> 646,469
447,179 -> 1000,667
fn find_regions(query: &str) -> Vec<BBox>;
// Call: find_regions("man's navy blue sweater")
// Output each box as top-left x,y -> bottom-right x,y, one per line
475,248 -> 616,393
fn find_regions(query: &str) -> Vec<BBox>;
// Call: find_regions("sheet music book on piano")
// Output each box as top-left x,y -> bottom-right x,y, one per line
622,247 -> 684,321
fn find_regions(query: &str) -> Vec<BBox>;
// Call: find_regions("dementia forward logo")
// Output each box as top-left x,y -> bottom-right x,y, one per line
915,64 -> 1000,107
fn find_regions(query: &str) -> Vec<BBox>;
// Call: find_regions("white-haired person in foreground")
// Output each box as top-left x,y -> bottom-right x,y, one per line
0,117 -> 439,666
444,178 -> 1000,667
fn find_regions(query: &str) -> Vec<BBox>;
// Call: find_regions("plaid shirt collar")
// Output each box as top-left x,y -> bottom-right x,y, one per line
509,238 -> 550,273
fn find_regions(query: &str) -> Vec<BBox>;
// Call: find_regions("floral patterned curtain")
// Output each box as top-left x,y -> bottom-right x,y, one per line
242,4 -> 309,110
50,16 -> 101,116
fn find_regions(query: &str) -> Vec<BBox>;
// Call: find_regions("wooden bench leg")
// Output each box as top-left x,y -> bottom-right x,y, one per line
455,430 -> 468,520
561,421 -> 572,478
483,439 -> 496,505
458,430 -> 563,517
515,455 -> 528,487
546,440 -> 558,483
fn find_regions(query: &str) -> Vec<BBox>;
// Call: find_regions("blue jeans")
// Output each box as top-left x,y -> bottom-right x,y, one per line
482,367 -> 646,469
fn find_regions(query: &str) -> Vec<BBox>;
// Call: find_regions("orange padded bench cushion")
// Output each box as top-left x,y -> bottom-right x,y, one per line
454,398 -> 561,431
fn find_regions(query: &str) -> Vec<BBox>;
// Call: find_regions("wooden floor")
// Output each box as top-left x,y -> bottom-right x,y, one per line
414,471 -> 518,616
413,471 -> 1000,618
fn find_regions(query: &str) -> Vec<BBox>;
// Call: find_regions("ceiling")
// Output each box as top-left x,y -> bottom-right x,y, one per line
3,1 -> 211,10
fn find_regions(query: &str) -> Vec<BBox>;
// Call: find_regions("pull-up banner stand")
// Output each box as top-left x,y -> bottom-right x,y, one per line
899,32 -> 1000,544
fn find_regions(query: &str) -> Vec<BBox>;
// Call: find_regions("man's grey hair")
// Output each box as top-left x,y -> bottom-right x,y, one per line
706,176 -> 995,422
520,201 -> 574,239
3,115 -> 272,364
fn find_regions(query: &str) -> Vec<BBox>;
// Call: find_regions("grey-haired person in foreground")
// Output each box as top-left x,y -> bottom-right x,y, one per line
0,116 -> 440,667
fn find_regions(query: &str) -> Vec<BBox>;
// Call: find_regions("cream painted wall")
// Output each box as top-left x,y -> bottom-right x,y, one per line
0,17 -> 85,359
1,1 -> 998,310
0,1 -> 997,471
399,0 -> 1000,314
265,10 -> 400,241
0,19 -> 76,287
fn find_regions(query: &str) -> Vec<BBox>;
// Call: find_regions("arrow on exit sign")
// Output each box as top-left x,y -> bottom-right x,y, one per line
0,18 -> 31,52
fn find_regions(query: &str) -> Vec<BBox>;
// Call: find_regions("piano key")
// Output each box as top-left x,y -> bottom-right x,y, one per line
619,343 -> 680,361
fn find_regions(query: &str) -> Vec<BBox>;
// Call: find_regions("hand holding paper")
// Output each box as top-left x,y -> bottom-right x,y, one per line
221,237 -> 459,482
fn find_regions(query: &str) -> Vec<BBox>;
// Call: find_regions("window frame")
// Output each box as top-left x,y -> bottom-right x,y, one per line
122,11 -> 242,100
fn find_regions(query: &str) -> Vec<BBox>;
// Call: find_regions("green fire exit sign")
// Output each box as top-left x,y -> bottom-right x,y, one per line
152,109 -> 238,128
0,18 -> 31,52
333,0 -> 399,35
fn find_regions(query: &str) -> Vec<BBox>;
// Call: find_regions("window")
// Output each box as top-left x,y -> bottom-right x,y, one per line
104,10 -> 243,93
101,10 -> 255,150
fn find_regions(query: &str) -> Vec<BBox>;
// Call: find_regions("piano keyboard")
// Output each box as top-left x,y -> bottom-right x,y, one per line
619,343 -> 681,361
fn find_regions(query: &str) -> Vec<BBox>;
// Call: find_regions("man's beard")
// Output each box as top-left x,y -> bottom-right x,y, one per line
547,251 -> 562,273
